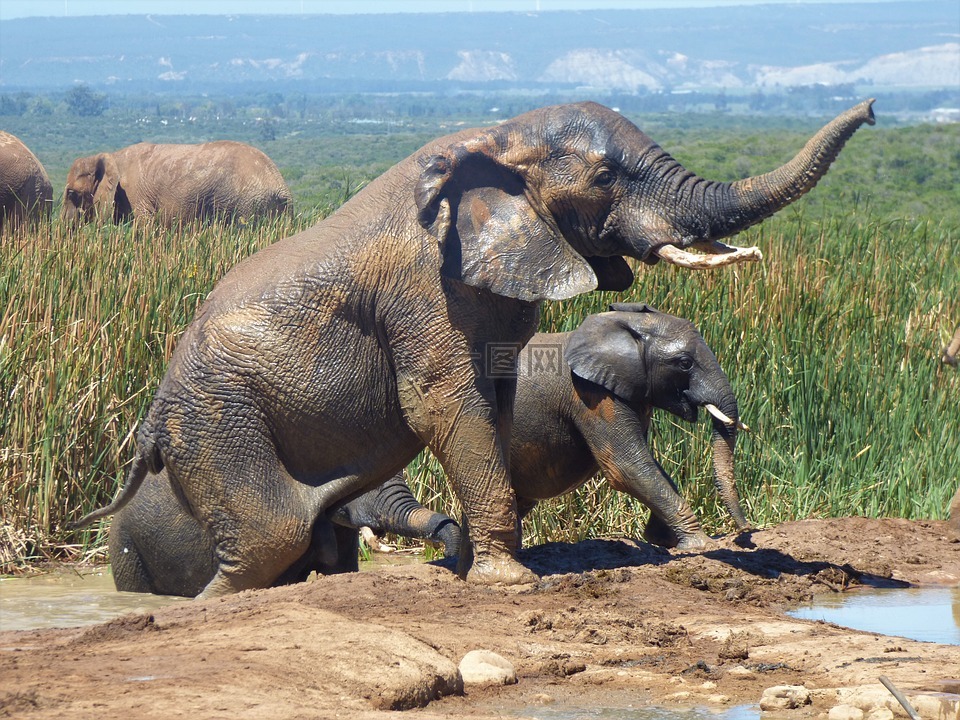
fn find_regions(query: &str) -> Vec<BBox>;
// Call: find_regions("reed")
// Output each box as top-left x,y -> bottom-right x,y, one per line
2,181 -> 957,570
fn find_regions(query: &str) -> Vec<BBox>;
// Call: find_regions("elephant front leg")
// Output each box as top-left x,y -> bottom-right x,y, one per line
589,402 -> 712,551
401,375 -> 536,585
434,413 -> 536,584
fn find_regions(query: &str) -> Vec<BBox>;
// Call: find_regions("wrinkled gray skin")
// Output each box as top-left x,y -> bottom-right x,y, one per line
511,303 -> 748,552
61,141 -> 291,225
73,100 -> 875,595
0,131 -> 53,233
110,470 -> 461,597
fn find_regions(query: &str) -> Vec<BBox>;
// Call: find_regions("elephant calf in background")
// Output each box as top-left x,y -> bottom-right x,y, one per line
61,141 -> 291,226
109,470 -> 460,597
0,131 -> 53,233
505,303 -> 750,551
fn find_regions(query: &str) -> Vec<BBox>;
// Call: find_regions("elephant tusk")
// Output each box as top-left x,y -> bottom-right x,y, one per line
656,243 -> 763,269
360,526 -> 395,553
705,404 -> 751,433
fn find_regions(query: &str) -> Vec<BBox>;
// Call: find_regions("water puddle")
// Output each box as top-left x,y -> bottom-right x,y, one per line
0,554 -> 430,632
788,586 -> 960,645
0,567 -> 186,631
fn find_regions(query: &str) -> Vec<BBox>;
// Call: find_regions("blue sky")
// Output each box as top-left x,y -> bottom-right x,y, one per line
0,0 -> 924,21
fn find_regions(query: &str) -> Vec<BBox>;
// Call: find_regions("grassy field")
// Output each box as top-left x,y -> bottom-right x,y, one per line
1,110 -> 958,571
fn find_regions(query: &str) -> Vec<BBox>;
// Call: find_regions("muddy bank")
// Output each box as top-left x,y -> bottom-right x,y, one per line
1,517 -> 959,719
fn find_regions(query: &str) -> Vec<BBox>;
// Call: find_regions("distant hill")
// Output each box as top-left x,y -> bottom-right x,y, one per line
0,2 -> 957,94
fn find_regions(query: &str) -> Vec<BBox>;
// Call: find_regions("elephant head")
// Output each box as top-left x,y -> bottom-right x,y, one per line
62,153 -> 128,223
415,100 -> 875,300
563,302 -> 749,530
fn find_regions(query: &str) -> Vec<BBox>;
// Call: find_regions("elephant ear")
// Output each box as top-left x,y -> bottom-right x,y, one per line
92,154 -> 120,222
564,312 -> 647,402
415,145 -> 598,302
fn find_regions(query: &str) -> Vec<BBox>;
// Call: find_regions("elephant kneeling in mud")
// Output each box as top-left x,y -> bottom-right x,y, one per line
61,141 -> 291,226
0,131 -> 53,233
110,471 -> 460,597
72,100 -> 874,596
505,303 -> 750,551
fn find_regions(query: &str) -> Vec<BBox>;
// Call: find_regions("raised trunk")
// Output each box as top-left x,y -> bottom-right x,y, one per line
654,99 -> 875,267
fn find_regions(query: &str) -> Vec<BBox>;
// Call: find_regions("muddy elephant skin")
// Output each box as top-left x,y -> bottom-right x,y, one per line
73,100 -> 876,595
510,303 -> 749,552
61,141 -> 291,225
109,471 -> 461,597
0,131 -> 53,233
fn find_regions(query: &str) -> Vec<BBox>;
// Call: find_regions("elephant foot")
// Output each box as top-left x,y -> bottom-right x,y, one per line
467,552 -> 538,585
672,533 -> 714,552
643,517 -> 712,551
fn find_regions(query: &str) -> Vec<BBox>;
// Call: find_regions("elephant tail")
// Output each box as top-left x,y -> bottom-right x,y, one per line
67,433 -> 160,530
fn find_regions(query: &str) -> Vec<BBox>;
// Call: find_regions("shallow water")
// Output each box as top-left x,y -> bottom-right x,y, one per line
0,555 -> 427,632
788,586 -> 960,645
0,567 -> 186,631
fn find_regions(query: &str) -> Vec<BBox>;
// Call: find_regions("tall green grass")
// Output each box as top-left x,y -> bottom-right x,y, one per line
2,157 -> 958,572
0,211 -> 321,569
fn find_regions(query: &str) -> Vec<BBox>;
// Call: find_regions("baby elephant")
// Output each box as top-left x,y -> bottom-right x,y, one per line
110,470 -> 460,597
508,303 -> 750,550
62,141 -> 291,226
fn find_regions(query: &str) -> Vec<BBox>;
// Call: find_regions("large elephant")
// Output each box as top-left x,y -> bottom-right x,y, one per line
109,470 -> 461,597
509,303 -> 749,552
0,131 -> 53,233
72,100 -> 875,595
61,141 -> 291,225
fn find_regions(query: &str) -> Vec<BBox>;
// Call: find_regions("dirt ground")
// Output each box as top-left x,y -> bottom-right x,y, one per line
2,516 -> 959,720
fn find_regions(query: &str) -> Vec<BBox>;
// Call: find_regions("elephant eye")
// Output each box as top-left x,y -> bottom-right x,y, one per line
676,355 -> 695,371
593,168 -> 616,188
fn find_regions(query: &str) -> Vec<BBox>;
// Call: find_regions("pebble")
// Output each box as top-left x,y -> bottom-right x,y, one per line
828,705 -> 864,720
458,649 -> 517,687
759,684 -> 811,711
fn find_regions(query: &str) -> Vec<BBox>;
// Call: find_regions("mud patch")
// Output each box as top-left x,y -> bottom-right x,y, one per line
1,517 -> 959,719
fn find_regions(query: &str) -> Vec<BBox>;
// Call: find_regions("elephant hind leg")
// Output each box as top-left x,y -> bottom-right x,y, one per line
185,459 -> 320,599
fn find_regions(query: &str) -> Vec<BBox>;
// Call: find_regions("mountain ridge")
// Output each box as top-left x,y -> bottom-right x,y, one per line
1,2 -> 957,93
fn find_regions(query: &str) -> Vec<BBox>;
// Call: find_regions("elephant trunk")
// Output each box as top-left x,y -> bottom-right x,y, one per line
338,474 -> 462,555
705,400 -> 751,531
649,99 -> 876,268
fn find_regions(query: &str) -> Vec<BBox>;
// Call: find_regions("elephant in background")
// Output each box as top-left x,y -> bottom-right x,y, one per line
109,470 -> 460,597
942,327 -> 960,367
0,131 -> 53,233
72,100 -> 875,595
61,141 -> 291,226
510,303 -> 749,552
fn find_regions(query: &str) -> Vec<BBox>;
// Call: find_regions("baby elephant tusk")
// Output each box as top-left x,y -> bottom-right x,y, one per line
656,243 -> 763,269
705,404 -> 751,433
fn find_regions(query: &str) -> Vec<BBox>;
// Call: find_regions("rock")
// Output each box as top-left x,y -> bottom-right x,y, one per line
458,650 -> 517,687
759,685 -> 812,711
865,708 -> 894,720
837,685 -> 895,713
829,705 -> 864,720
905,692 -> 960,720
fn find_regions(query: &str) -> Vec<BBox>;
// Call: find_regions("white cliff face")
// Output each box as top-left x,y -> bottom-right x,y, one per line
540,50 -> 664,92
754,44 -> 959,90
446,51 -> 518,82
